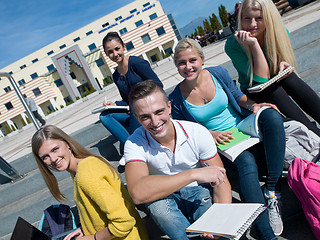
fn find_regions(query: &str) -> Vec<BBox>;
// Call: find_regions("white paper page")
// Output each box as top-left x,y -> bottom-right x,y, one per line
186,203 -> 263,236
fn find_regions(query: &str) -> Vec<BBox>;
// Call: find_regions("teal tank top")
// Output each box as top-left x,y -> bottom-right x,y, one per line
185,74 -> 242,131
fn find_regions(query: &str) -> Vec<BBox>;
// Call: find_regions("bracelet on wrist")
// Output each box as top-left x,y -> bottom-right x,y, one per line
247,102 -> 253,111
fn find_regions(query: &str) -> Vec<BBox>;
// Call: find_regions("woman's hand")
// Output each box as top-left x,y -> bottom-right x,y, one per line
102,100 -> 116,106
278,61 -> 294,81
63,228 -> 83,240
234,30 -> 258,47
251,102 -> 279,113
201,233 -> 221,239
209,130 -> 234,146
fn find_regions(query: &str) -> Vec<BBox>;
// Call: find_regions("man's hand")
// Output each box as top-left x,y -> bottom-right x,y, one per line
194,165 -> 226,187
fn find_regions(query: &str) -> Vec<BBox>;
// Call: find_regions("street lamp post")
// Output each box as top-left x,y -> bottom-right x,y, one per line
0,72 -> 39,182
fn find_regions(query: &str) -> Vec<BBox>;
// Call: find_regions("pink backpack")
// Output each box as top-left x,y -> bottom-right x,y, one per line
287,158 -> 320,239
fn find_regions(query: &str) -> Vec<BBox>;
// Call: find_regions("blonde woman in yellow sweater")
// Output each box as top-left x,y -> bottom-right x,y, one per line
32,125 -> 148,240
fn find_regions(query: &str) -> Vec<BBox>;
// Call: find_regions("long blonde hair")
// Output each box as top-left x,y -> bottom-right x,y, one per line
32,125 -> 118,201
238,0 -> 297,86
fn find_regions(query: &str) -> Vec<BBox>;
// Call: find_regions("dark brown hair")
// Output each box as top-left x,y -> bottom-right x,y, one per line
102,32 -> 124,53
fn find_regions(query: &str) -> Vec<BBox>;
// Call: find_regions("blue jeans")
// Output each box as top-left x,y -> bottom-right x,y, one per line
99,109 -> 130,144
99,104 -> 140,144
223,108 -> 284,240
145,185 -> 212,240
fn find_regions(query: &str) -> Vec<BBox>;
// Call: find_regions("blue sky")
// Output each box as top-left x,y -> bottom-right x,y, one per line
0,0 -> 240,69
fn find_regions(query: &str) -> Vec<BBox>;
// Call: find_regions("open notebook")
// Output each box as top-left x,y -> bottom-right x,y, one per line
186,203 -> 265,240
247,65 -> 294,93
91,105 -> 129,114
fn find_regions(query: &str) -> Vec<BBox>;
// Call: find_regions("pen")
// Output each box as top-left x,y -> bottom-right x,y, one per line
203,162 -> 225,184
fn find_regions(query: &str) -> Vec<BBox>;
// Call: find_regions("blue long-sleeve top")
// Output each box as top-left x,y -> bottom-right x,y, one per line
113,56 -> 163,106
169,66 -> 251,122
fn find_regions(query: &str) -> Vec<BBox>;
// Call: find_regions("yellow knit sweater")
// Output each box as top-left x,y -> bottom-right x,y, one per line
73,156 -> 148,239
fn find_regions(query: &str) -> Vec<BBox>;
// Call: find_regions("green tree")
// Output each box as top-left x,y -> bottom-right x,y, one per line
197,26 -> 205,36
194,28 -> 199,37
219,5 -> 229,27
209,13 -> 222,31
203,19 -> 213,33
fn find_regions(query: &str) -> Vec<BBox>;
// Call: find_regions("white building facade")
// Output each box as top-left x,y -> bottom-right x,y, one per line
0,0 -> 181,135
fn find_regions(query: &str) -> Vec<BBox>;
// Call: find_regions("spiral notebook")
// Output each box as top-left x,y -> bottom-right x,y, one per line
247,65 -> 294,93
186,203 -> 265,240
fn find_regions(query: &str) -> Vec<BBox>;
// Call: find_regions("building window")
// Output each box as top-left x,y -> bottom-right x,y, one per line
73,37 -> 80,42
18,79 -> 26,86
126,42 -> 134,51
130,8 -> 137,14
102,22 -> 109,28
64,96 -> 72,104
150,54 -> 158,63
156,26 -> 166,36
149,13 -> 157,20
115,16 -> 122,21
119,28 -> 128,35
32,87 -> 42,97
30,72 -> 38,79
32,58 -> 38,63
165,47 -> 173,55
47,105 -> 55,112
20,64 -> 26,70
143,2 -> 150,7
54,79 -> 63,87
95,58 -> 105,67
47,50 -> 54,56
70,72 -> 76,79
88,43 -> 97,51
59,44 -> 66,49
5,102 -> 13,110
141,33 -> 151,44
86,30 -> 93,36
135,20 -> 143,27
4,86 -> 11,93
47,64 -> 55,72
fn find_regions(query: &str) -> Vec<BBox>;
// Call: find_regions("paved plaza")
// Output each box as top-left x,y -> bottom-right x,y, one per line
0,1 -> 319,239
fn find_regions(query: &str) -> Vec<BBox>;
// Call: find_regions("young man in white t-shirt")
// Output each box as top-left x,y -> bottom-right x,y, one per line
124,80 -> 232,239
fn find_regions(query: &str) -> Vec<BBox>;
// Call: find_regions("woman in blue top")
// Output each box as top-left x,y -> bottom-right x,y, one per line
169,38 -> 285,239
100,32 -> 163,148
225,0 -> 320,136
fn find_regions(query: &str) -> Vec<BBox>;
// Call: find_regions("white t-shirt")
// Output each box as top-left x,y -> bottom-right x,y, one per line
124,120 -> 217,186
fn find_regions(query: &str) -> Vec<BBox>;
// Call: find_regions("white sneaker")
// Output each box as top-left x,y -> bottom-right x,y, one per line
264,189 -> 283,236
119,156 -> 126,166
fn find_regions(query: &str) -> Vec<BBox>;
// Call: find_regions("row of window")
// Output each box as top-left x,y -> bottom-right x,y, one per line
115,2 -> 151,23
125,26 -> 166,51
100,10 -> 157,35
2,88 -> 42,111
15,24 -> 165,85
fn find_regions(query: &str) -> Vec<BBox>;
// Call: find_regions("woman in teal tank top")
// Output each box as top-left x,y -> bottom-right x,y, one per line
169,38 -> 285,239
